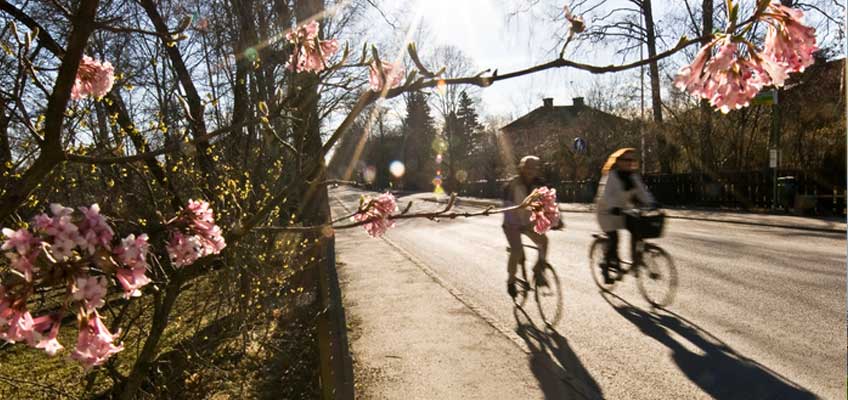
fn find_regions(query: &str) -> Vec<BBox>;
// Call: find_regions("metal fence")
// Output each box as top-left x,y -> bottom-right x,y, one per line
460,169 -> 846,216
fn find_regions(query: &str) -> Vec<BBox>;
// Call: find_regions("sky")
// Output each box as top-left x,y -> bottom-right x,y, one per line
354,0 -> 671,120
413,0 -> 601,116
347,0 -> 843,122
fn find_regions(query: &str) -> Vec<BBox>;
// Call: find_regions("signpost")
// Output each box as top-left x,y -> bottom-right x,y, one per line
755,89 -> 780,209
752,90 -> 778,106
573,137 -> 587,153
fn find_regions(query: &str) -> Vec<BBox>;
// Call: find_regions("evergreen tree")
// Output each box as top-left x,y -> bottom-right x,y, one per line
443,111 -> 462,191
401,91 -> 437,190
456,91 -> 483,153
443,91 -> 483,191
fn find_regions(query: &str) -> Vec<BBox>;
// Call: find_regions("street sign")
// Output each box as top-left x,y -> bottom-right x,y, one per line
769,149 -> 779,168
752,89 -> 778,106
573,137 -> 587,153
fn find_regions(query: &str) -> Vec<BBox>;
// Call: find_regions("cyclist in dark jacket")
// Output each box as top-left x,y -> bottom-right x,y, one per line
502,155 -> 551,297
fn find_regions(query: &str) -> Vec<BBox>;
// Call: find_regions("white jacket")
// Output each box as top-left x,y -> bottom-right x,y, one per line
595,170 -> 655,232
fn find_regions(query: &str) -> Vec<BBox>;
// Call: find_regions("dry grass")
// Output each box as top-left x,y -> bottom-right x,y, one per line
0,233 -> 322,399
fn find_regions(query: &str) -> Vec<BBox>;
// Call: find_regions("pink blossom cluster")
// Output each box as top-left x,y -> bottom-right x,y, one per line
78,204 -> 115,255
761,2 -> 817,75
527,187 -> 560,235
70,313 -> 124,369
0,203 -> 148,368
286,21 -> 339,73
0,294 -> 64,356
1,226 -> 39,281
166,199 -> 227,267
353,192 -> 398,238
73,275 -> 108,311
674,2 -> 816,113
71,55 -> 115,100
0,200 -> 225,368
114,234 -> 152,298
368,60 -> 405,92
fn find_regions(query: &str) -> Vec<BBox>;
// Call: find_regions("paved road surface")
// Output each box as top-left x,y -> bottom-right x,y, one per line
332,186 -> 846,399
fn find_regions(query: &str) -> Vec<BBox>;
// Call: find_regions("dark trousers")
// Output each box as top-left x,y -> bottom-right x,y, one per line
604,229 -> 640,266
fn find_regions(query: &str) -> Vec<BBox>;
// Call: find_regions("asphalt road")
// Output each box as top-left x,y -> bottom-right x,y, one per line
332,186 -> 846,399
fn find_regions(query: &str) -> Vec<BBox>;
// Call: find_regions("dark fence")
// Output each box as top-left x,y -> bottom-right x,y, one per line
460,169 -> 846,216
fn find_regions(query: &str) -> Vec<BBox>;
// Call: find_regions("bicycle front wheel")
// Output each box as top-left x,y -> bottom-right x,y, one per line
636,244 -> 678,307
534,263 -> 563,327
514,262 -> 530,308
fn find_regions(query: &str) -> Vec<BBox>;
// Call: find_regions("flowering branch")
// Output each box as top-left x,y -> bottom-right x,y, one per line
319,34 -> 709,158
673,0 -> 818,113
254,187 -> 561,238
0,199 -> 225,368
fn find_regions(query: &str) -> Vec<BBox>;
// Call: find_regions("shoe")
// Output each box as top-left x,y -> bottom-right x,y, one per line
507,280 -> 518,298
533,261 -> 550,287
601,263 -> 614,285
608,259 -> 621,273
534,269 -> 549,288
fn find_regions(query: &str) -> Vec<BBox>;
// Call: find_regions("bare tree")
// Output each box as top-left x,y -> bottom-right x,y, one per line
569,0 -> 673,171
427,45 -> 477,119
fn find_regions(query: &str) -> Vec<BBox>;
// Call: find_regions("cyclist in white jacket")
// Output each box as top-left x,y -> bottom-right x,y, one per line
595,148 -> 655,284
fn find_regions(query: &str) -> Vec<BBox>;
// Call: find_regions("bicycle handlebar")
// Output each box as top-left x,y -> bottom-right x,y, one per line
621,208 -> 663,218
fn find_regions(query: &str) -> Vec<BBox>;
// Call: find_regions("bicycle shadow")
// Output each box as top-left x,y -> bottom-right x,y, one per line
602,292 -> 818,400
513,308 -> 604,400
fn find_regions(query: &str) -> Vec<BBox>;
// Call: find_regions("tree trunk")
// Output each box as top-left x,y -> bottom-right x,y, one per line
118,277 -> 183,400
446,122 -> 456,192
642,0 -> 662,125
378,115 -> 387,190
291,0 -> 326,209
139,0 -> 215,177
289,1 -> 338,397
230,0 -> 251,136
699,0 -> 715,174
0,0 -> 100,221
641,0 -> 672,173
0,96 -> 11,171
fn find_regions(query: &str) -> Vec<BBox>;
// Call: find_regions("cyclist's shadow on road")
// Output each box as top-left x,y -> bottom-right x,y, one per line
514,310 -> 604,400
603,293 -> 817,400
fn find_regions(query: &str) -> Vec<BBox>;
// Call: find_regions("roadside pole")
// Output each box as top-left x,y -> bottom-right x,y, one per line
771,91 -> 780,210
639,10 -> 646,174
754,89 -> 779,209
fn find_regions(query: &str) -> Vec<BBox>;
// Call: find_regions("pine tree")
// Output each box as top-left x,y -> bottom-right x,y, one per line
401,91 -> 437,190
456,91 -> 483,152
443,111 -> 462,191
443,91 -> 483,190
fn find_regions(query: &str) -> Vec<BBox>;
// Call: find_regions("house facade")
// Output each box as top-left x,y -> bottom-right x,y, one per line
500,97 -> 637,181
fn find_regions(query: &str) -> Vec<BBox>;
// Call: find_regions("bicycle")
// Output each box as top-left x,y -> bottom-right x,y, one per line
507,244 -> 564,327
588,208 -> 678,307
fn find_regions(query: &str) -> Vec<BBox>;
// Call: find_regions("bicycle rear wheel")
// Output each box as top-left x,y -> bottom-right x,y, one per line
636,244 -> 678,307
588,238 -> 618,291
534,263 -> 563,327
